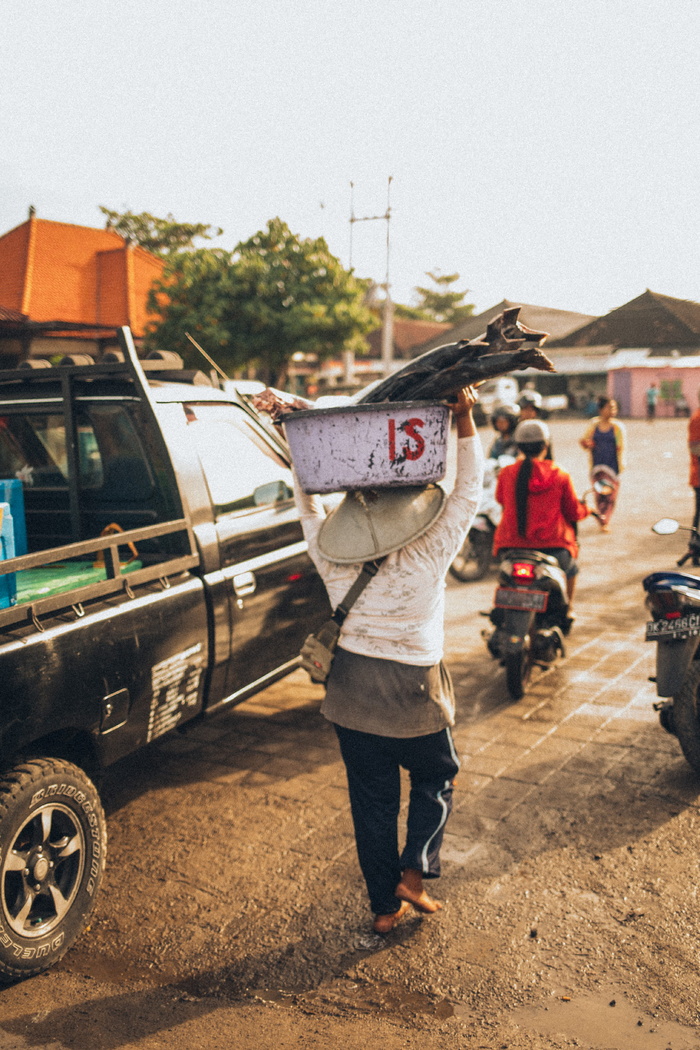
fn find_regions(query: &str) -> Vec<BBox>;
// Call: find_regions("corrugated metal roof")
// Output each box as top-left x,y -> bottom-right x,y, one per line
608,348 -> 700,369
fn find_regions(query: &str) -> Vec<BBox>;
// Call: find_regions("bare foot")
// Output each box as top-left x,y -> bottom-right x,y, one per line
395,868 -> 443,914
373,900 -> 410,934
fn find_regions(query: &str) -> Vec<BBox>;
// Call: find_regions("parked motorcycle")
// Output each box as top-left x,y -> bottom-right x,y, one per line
482,549 -> 572,699
449,455 -> 515,583
644,517 -> 700,773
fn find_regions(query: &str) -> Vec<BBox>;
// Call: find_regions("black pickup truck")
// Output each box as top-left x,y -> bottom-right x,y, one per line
0,328 -> 329,979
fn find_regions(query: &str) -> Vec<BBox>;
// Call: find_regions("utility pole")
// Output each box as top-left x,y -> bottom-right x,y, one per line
349,176 -> 394,376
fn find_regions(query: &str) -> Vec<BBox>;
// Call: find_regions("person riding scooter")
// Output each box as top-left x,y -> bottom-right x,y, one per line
488,403 -> 520,460
492,419 -> 589,610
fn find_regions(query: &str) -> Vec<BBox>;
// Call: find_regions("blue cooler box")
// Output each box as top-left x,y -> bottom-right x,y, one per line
0,479 -> 27,556
0,502 -> 16,608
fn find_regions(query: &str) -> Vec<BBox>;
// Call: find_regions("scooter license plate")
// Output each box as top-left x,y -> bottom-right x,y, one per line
495,587 -> 548,612
645,614 -> 700,641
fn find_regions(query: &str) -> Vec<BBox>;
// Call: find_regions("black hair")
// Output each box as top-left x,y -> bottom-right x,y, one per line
597,396 -> 611,411
515,441 -> 546,534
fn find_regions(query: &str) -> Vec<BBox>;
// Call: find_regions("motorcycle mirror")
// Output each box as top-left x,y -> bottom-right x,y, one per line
652,518 -> 680,536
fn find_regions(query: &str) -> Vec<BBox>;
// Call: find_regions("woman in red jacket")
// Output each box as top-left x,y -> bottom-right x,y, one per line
493,419 -> 590,607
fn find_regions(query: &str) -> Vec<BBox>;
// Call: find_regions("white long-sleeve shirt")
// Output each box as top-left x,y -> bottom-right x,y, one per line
294,434 -> 484,666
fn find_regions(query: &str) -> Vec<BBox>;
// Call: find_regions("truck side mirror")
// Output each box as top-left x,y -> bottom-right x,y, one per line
253,480 -> 292,506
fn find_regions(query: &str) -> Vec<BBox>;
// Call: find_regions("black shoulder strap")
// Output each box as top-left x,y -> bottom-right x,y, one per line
331,558 -> 385,625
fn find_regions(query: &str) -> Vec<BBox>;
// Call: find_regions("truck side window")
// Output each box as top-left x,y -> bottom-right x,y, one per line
184,403 -> 293,517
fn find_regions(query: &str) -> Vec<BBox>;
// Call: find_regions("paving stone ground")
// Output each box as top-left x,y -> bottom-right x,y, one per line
1,416 -> 698,1050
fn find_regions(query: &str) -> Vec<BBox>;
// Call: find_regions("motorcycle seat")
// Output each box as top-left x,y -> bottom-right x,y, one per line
499,548 -> 562,569
643,570 -> 700,592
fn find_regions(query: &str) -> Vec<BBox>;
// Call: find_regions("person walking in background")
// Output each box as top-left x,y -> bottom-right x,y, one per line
579,397 -> 626,532
291,388 -> 484,934
646,382 -> 658,421
688,387 -> 700,551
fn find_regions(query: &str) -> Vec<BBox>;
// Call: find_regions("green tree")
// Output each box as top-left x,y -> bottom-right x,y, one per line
146,218 -> 373,385
98,206 -> 223,256
409,270 -> 475,323
145,248 -> 235,359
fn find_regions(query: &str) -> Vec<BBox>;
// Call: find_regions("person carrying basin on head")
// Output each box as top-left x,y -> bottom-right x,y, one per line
290,387 -> 484,935
493,419 -> 590,613
579,397 -> 625,532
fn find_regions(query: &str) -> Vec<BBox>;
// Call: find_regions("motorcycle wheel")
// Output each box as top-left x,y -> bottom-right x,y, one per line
672,661 -> 700,773
504,640 -> 533,700
449,530 -> 493,583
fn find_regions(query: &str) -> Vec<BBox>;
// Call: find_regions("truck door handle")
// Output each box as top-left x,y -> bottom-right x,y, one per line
233,571 -> 256,597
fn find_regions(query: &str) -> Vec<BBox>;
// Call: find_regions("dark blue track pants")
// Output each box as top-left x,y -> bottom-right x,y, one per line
333,724 -> 460,916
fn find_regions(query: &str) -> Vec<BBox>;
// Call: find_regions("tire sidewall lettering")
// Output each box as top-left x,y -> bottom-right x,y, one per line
28,783 -> 99,846
0,776 -> 105,964
0,929 -> 65,959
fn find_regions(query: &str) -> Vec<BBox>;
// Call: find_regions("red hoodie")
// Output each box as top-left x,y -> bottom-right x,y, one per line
493,457 -> 589,558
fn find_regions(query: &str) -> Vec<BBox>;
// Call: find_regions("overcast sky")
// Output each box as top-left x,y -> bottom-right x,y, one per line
2,0 -> 699,318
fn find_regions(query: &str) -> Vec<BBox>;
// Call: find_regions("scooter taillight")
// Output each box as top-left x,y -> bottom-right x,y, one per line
646,591 -> 683,618
511,562 -> 536,582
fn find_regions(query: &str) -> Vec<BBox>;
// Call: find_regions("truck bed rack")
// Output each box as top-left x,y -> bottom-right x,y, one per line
0,519 -> 199,631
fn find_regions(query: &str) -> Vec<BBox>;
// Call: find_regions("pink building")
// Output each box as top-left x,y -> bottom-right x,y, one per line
608,351 -> 700,417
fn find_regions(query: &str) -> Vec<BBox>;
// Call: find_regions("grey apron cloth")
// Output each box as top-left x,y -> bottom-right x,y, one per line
321,646 -> 455,738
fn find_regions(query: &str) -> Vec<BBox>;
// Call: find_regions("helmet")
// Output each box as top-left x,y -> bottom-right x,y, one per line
514,419 -> 550,445
318,485 -> 446,564
490,403 -> 520,431
517,390 -> 542,410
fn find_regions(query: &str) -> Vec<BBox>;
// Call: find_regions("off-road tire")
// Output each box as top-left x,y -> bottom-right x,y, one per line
0,758 -> 107,981
449,530 -> 493,583
672,662 -> 700,774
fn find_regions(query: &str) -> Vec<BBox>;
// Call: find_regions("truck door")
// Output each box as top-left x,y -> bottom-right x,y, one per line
183,401 -> 330,700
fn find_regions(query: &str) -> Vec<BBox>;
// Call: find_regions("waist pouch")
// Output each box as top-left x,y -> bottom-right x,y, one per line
299,558 -> 383,685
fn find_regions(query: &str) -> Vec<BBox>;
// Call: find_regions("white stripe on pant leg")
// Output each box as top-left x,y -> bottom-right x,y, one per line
446,726 -> 460,770
420,778 -> 451,874
419,730 -> 459,874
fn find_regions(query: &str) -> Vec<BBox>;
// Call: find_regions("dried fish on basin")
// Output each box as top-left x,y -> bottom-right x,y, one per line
356,307 -> 555,405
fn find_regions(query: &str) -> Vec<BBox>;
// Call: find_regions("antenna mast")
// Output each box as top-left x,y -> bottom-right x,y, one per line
348,176 -> 394,376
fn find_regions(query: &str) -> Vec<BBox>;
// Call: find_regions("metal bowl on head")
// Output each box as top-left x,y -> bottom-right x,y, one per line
284,400 -> 449,494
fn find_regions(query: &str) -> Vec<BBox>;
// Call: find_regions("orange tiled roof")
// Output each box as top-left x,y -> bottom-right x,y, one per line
0,216 -> 164,337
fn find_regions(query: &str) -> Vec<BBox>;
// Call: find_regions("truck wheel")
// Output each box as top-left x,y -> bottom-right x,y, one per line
0,759 -> 107,981
673,662 -> 700,774
449,531 -> 492,583
505,642 -> 533,700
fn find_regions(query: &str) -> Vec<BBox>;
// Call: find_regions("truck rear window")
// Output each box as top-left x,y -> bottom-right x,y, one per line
0,407 -> 150,492
0,414 -> 90,488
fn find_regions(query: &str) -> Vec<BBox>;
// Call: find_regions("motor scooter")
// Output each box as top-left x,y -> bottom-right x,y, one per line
449,455 -> 515,583
644,517 -> 700,773
482,549 -> 572,699
481,481 -> 608,700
